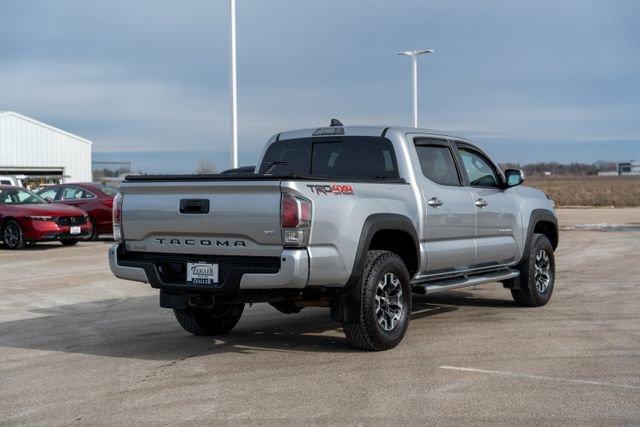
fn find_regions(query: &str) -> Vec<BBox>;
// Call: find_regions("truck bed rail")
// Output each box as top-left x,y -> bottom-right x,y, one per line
124,173 -> 407,183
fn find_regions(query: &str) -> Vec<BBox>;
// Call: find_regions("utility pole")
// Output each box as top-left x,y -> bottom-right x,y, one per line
230,0 -> 238,168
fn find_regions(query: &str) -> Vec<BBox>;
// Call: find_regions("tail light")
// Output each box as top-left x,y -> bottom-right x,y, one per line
281,192 -> 312,247
112,192 -> 124,242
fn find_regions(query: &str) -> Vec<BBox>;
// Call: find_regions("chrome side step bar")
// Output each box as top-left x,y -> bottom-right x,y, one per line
411,269 -> 519,295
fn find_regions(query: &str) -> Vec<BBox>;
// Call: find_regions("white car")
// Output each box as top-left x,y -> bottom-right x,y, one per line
0,176 -> 22,187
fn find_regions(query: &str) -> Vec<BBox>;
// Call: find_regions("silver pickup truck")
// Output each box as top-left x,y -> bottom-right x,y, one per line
109,122 -> 558,350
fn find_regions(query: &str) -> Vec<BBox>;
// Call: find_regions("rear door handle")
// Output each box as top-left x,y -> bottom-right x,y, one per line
475,198 -> 488,208
427,197 -> 444,208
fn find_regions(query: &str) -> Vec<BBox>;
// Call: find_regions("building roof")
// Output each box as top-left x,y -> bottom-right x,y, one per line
0,111 -> 92,145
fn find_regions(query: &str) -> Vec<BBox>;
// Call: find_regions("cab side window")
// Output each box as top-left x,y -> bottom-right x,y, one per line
415,144 -> 461,186
458,148 -> 499,187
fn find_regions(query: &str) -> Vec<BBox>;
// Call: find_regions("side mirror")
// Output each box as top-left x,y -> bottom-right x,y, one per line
504,169 -> 524,187
45,197 -> 53,203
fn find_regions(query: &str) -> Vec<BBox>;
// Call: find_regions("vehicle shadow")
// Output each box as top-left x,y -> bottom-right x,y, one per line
0,295 -> 345,359
0,292 -> 508,359
420,290 -> 517,308
0,238 -> 113,250
0,242 -> 68,251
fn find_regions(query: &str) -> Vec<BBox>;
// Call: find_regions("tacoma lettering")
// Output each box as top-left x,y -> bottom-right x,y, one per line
154,238 -> 246,247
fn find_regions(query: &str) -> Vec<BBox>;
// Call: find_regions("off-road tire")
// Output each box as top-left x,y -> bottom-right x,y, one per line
343,250 -> 412,351
174,303 -> 245,336
2,220 -> 26,250
88,217 -> 99,241
60,239 -> 79,246
511,233 -> 555,307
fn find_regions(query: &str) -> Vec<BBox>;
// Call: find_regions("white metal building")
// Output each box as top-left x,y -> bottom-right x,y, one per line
618,161 -> 640,175
0,111 -> 92,185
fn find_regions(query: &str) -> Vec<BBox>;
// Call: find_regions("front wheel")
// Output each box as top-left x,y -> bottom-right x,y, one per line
511,233 -> 555,307
342,250 -> 412,351
174,303 -> 244,336
2,220 -> 26,250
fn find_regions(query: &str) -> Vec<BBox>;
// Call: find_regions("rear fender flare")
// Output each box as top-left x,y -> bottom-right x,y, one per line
331,214 -> 419,322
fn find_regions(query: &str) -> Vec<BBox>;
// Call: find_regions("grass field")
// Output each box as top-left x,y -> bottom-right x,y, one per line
526,175 -> 640,207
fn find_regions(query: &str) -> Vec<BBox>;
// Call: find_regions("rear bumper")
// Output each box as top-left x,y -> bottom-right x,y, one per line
108,243 -> 309,291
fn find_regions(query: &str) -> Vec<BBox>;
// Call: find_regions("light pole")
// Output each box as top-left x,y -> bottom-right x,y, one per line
397,49 -> 434,128
230,0 -> 238,168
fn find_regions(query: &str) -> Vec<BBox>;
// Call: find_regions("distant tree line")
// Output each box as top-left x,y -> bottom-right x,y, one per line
498,161 -> 617,176
92,167 -> 131,179
195,160 -> 217,174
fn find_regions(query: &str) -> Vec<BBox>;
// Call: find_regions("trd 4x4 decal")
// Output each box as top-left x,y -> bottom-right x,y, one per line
306,184 -> 354,195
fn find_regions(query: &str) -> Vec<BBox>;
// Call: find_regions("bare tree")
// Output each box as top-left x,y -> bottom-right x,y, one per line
195,160 -> 217,174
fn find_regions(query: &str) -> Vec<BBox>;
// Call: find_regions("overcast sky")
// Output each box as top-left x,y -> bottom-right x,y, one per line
1,0 -> 639,172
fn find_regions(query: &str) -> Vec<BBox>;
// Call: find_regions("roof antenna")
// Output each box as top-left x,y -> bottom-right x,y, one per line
330,118 -> 343,127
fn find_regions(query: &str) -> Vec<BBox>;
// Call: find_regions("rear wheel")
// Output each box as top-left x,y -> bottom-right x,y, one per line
174,303 -> 244,336
88,217 -> 99,241
60,239 -> 79,246
2,220 -> 26,250
342,250 -> 412,351
511,233 -> 555,307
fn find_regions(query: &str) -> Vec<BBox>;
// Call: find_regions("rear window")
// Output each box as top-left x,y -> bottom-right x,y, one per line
98,186 -> 119,196
259,136 -> 399,179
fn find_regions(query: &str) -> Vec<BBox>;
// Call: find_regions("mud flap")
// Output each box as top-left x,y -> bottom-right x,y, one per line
159,291 -> 187,309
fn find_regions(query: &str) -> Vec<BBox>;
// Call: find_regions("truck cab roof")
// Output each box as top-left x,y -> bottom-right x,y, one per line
275,125 -> 474,145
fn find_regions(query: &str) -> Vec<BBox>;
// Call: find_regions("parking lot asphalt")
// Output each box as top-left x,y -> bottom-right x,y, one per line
1,209 -> 639,424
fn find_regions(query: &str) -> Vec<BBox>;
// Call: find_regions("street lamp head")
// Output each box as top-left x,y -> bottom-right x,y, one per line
396,49 -> 434,57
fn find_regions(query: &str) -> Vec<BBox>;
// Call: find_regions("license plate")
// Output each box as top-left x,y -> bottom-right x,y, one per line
187,262 -> 219,286
70,226 -> 81,235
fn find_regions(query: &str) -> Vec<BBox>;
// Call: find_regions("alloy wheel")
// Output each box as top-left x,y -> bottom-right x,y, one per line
374,272 -> 404,331
3,223 -> 20,248
534,249 -> 552,293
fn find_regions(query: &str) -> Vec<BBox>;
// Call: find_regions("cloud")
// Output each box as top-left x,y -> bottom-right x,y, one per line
0,61 -> 231,151
1,0 -> 639,170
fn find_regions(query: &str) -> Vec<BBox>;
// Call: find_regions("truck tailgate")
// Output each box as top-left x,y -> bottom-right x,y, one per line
120,180 -> 283,257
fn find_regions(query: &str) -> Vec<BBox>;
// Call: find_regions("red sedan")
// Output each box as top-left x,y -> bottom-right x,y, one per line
0,186 -> 93,249
38,183 -> 118,240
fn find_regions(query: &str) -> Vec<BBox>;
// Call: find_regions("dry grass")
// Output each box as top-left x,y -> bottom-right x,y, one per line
525,175 -> 640,207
